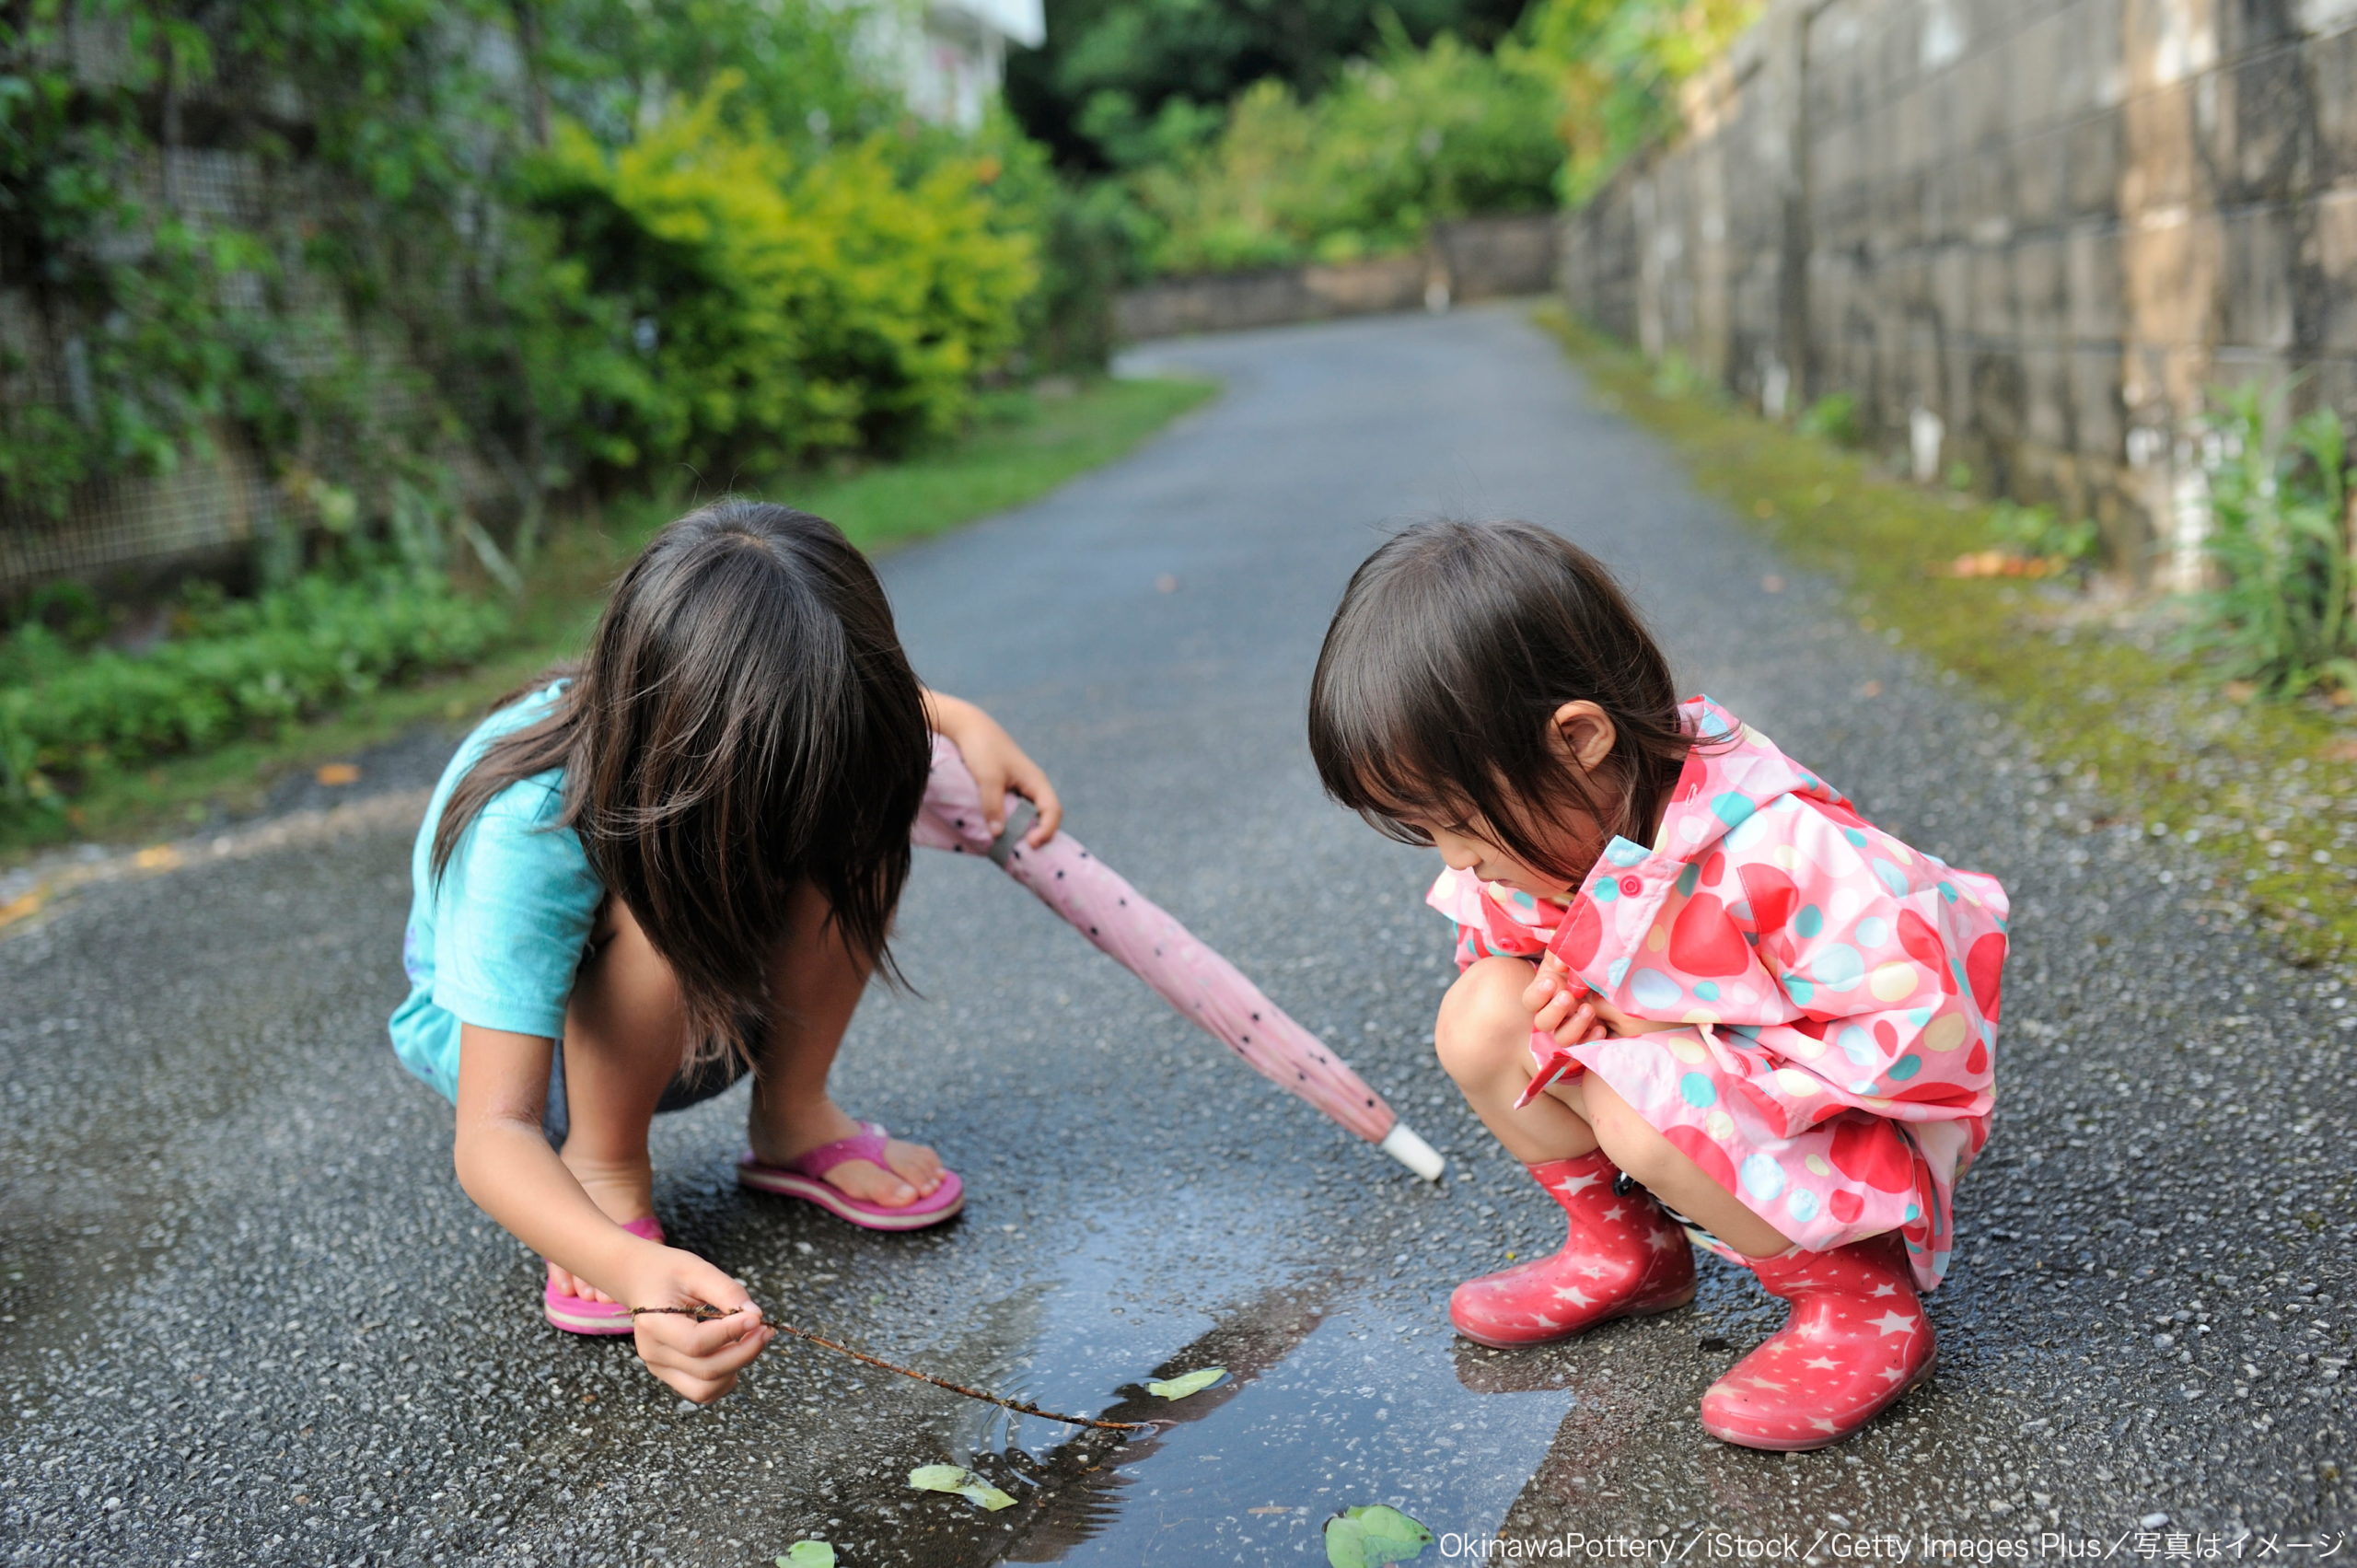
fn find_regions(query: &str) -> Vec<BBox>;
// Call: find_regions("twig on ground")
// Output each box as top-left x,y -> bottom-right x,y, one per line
629,1306 -> 1155,1432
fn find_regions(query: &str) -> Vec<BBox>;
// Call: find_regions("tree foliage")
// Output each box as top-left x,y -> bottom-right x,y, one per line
0,0 -> 1053,552
1127,27 -> 1561,273
1006,0 -> 1530,169
1517,0 -> 1761,198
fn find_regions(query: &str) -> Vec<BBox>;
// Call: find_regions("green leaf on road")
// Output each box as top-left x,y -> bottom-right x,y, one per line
777,1544 -> 836,1568
1324,1504 -> 1434,1567
908,1464 -> 1017,1512
1144,1366 -> 1227,1400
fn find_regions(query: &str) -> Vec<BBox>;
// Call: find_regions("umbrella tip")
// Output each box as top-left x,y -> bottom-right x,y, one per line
1377,1122 -> 1446,1181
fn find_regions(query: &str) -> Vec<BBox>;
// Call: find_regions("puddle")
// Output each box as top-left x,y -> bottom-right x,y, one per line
992,1300 -> 1573,1563
781,1221 -> 1580,1565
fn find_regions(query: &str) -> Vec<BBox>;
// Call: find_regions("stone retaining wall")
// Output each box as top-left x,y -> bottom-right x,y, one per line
1560,0 -> 2357,584
1117,214 -> 1561,341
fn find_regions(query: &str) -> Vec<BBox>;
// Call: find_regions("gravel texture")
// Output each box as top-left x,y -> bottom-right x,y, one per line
1,305 -> 2348,1564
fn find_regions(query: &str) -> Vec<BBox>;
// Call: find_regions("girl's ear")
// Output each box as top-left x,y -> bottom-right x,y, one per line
1548,700 -> 1619,772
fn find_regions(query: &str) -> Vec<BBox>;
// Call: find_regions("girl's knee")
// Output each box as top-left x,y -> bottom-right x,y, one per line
1593,1118 -> 1674,1187
1434,958 -> 1536,1085
1579,1079 -> 1675,1177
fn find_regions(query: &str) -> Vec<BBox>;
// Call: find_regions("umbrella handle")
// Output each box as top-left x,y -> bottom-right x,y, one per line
1377,1123 -> 1446,1181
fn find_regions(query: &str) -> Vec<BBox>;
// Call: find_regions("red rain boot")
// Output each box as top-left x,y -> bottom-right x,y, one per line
1699,1231 -> 1935,1450
1449,1150 -> 1696,1348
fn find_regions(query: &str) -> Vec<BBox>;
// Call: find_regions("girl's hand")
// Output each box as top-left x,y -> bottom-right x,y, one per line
1523,954 -> 1608,1048
625,1248 -> 774,1405
1523,953 -> 1685,1045
924,691 -> 1062,845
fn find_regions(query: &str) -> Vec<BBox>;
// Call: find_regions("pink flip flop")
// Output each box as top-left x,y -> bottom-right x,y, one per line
737,1122 -> 964,1231
543,1214 -> 664,1336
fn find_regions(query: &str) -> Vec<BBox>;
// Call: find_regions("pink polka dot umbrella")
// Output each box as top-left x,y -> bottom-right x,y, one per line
914,738 -> 1444,1179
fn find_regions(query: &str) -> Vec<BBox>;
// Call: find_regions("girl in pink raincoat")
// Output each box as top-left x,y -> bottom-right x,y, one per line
1306,519 -> 2006,1451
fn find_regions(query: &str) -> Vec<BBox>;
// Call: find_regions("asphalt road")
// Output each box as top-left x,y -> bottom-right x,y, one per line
3,305 -> 2351,1566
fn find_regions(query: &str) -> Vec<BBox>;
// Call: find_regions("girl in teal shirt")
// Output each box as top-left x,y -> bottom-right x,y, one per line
389,500 -> 1060,1404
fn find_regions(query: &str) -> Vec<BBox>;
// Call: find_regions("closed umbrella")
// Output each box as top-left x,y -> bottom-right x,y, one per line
914,739 -> 1444,1180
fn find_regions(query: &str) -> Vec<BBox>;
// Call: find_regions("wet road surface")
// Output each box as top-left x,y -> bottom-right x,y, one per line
3,305 -> 2351,1563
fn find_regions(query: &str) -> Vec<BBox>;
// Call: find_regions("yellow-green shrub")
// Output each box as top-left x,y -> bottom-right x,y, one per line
518,79 -> 1038,481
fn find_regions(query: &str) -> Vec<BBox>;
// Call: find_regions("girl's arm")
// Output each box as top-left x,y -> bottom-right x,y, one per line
453,1023 -> 773,1402
923,689 -> 1062,845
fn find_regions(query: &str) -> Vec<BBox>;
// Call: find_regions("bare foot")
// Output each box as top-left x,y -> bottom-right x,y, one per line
548,1149 -> 656,1304
749,1099 -> 946,1209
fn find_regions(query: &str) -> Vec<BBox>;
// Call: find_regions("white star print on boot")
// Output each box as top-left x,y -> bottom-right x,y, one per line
1699,1231 -> 1935,1450
1448,1150 -> 1696,1348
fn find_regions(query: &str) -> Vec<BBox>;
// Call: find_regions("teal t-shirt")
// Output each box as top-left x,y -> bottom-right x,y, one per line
389,683 -> 604,1101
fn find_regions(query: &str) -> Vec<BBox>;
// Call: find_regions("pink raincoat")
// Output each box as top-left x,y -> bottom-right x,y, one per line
1430,697 -> 2006,1289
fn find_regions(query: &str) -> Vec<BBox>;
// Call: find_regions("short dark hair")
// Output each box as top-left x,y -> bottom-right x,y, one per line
1307,518 -> 1692,885
433,499 -> 930,1067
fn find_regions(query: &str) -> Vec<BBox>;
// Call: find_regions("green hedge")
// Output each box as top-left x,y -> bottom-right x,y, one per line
515,80 -> 1039,482
0,572 -> 511,811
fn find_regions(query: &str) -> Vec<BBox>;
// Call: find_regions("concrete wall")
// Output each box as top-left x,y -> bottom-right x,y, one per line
1118,214 -> 1561,341
1560,0 -> 2357,585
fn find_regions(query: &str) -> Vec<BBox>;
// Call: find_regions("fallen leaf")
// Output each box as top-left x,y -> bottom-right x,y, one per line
777,1543 -> 836,1568
908,1464 -> 1016,1512
1942,550 -> 2057,579
316,762 -> 362,786
1325,1504 -> 1434,1567
1145,1366 -> 1227,1400
1760,574 -> 1784,593
134,844 -> 181,872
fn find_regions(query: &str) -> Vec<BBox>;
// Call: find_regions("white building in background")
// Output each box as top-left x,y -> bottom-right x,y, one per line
862,0 -> 1044,129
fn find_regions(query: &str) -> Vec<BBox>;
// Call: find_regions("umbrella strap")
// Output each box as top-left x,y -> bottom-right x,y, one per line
986,801 -> 1039,868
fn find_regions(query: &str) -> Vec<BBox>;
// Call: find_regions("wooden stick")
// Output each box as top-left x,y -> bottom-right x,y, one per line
630,1306 -> 1155,1432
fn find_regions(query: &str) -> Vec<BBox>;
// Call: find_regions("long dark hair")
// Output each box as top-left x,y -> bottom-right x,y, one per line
433,499 -> 931,1066
1307,518 -> 1693,886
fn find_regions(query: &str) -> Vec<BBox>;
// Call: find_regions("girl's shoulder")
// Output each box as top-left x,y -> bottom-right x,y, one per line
1669,697 -> 2004,896
464,678 -> 565,760
466,679 -> 568,746
434,682 -> 575,836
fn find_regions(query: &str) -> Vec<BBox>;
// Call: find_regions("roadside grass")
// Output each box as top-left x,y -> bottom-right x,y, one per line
3,374 -> 1215,866
1536,306 -> 2357,966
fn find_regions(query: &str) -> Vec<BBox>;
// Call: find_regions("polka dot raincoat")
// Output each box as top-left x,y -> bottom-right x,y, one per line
1430,697 -> 2007,1289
